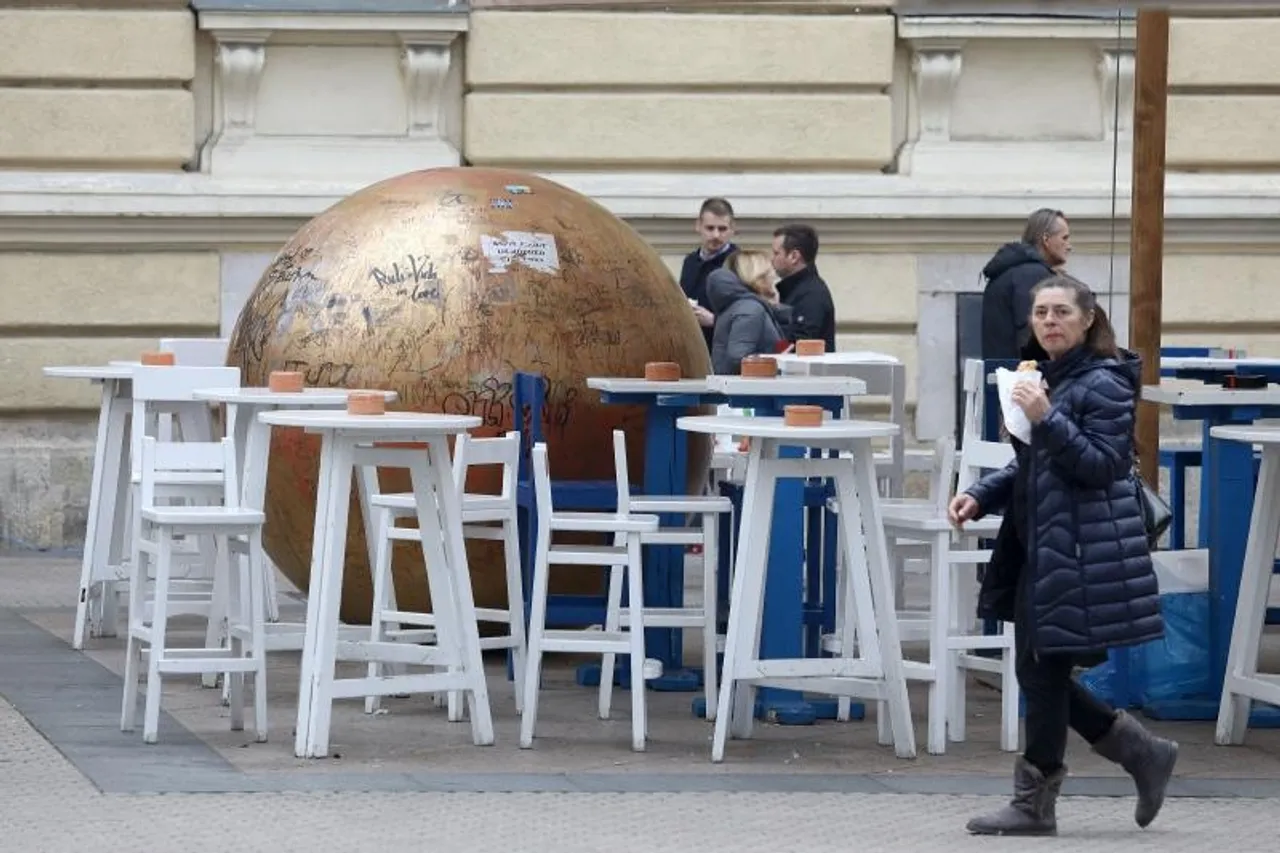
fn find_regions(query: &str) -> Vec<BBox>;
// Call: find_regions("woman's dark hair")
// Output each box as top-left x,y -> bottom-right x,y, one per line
1030,275 -> 1118,358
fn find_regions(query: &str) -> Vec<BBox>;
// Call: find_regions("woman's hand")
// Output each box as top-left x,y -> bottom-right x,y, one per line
1011,380 -> 1051,423
948,493 -> 980,528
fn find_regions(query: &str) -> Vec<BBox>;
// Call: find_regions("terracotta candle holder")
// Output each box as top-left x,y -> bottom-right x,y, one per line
784,404 -> 824,428
140,351 -> 175,367
644,361 -> 681,381
347,392 -> 386,416
795,339 -> 825,357
740,355 -> 778,378
267,371 -> 305,393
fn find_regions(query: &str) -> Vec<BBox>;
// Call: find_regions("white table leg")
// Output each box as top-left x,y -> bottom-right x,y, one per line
303,435 -> 356,758
294,430 -> 343,758
1216,447 -> 1280,745
711,440 -> 770,762
237,407 -> 281,622
418,437 -> 494,745
74,381 -> 119,648
850,439 -> 916,759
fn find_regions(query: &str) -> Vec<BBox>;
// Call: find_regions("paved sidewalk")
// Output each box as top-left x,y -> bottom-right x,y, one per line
2,556 -> 1278,850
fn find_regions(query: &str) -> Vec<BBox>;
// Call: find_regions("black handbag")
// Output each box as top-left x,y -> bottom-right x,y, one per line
1132,460 -> 1173,547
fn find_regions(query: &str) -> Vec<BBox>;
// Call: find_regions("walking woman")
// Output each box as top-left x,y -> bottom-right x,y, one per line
948,275 -> 1179,836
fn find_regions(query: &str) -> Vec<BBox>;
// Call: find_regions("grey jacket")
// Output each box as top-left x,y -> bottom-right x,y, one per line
706,269 -> 785,375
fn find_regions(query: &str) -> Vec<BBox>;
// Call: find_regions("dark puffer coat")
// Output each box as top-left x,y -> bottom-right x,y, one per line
965,344 -> 1163,655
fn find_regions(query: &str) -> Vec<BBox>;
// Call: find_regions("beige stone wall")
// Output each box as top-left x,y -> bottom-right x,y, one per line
1168,16 -> 1280,170
0,253 -> 221,411
464,7 -> 896,169
0,5 -> 195,169
1162,252 -> 1280,357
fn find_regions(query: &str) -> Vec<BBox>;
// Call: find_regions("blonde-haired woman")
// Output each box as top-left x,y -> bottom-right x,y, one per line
705,250 -> 790,374
726,250 -> 779,304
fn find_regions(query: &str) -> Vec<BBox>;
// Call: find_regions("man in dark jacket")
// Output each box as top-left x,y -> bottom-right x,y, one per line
679,197 -> 738,353
981,209 -> 1072,360
771,223 -> 835,351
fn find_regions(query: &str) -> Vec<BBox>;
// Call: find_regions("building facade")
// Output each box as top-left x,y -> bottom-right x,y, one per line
2,0 -> 1277,548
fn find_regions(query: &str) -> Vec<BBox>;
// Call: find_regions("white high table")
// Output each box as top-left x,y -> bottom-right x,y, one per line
678,414 -> 916,762
1213,425 -> 1280,745
43,364 -> 135,647
192,387 -> 398,627
256,409 -> 492,758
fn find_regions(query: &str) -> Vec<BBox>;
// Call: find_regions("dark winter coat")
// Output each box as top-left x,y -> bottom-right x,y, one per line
964,344 -> 1164,655
980,243 -> 1056,360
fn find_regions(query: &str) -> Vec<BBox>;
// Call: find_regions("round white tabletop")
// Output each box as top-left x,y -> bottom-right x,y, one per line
194,387 -> 399,405
259,409 -> 480,432
678,414 -> 899,441
705,375 -> 867,397
43,365 -> 134,381
1210,425 -> 1280,445
587,377 -> 711,395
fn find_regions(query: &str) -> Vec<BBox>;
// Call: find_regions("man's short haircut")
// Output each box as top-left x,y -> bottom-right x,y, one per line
699,197 -> 735,220
1022,208 -> 1066,246
773,223 -> 820,266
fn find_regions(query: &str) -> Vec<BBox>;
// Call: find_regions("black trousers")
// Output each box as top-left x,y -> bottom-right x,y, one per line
1014,576 -> 1118,775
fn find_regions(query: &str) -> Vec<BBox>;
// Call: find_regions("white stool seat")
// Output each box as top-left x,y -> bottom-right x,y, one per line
141,506 -> 265,526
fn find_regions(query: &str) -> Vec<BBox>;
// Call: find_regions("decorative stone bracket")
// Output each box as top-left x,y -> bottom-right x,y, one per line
897,16 -> 1134,177
196,5 -> 468,183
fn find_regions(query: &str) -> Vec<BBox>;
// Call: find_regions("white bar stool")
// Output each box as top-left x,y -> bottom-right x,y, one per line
678,412 -> 917,762
519,443 -> 659,752
121,436 -> 269,744
1214,425 -> 1280,745
363,431 -> 527,718
607,429 -> 731,720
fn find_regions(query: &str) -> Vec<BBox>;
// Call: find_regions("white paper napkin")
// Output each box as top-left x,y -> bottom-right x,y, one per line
995,367 -> 1043,444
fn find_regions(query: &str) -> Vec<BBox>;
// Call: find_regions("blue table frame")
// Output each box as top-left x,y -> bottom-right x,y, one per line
1142,389 -> 1280,725
579,386 -> 723,693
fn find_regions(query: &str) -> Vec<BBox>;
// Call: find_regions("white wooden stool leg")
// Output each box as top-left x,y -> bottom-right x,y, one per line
1216,450 -> 1280,745
143,533 -> 174,745
599,554 -> 624,720
625,531 -> 648,751
834,516 -> 855,722
501,515 -> 528,714
120,522 -> 148,732
365,507 -> 395,715
1000,620 -> 1020,752
224,534 -> 246,732
948,555 -> 972,744
926,531 -> 951,755
247,528 -> 269,742
519,522 -> 552,749
701,510 -> 719,723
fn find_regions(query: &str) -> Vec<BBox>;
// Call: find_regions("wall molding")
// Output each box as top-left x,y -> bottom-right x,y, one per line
4,170 -> 1280,250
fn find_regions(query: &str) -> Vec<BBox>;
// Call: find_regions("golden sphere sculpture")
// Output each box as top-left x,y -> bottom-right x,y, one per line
226,167 -> 712,624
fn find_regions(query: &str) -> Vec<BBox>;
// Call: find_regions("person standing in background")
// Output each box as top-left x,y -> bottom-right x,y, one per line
981,208 -> 1072,360
771,223 -> 835,351
680,197 -> 739,354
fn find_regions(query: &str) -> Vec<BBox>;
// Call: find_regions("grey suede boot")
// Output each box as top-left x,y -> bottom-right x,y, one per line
966,756 -> 1067,836
1092,710 -> 1179,828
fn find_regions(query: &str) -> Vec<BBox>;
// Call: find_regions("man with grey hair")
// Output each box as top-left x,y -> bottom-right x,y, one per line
981,208 -> 1072,360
